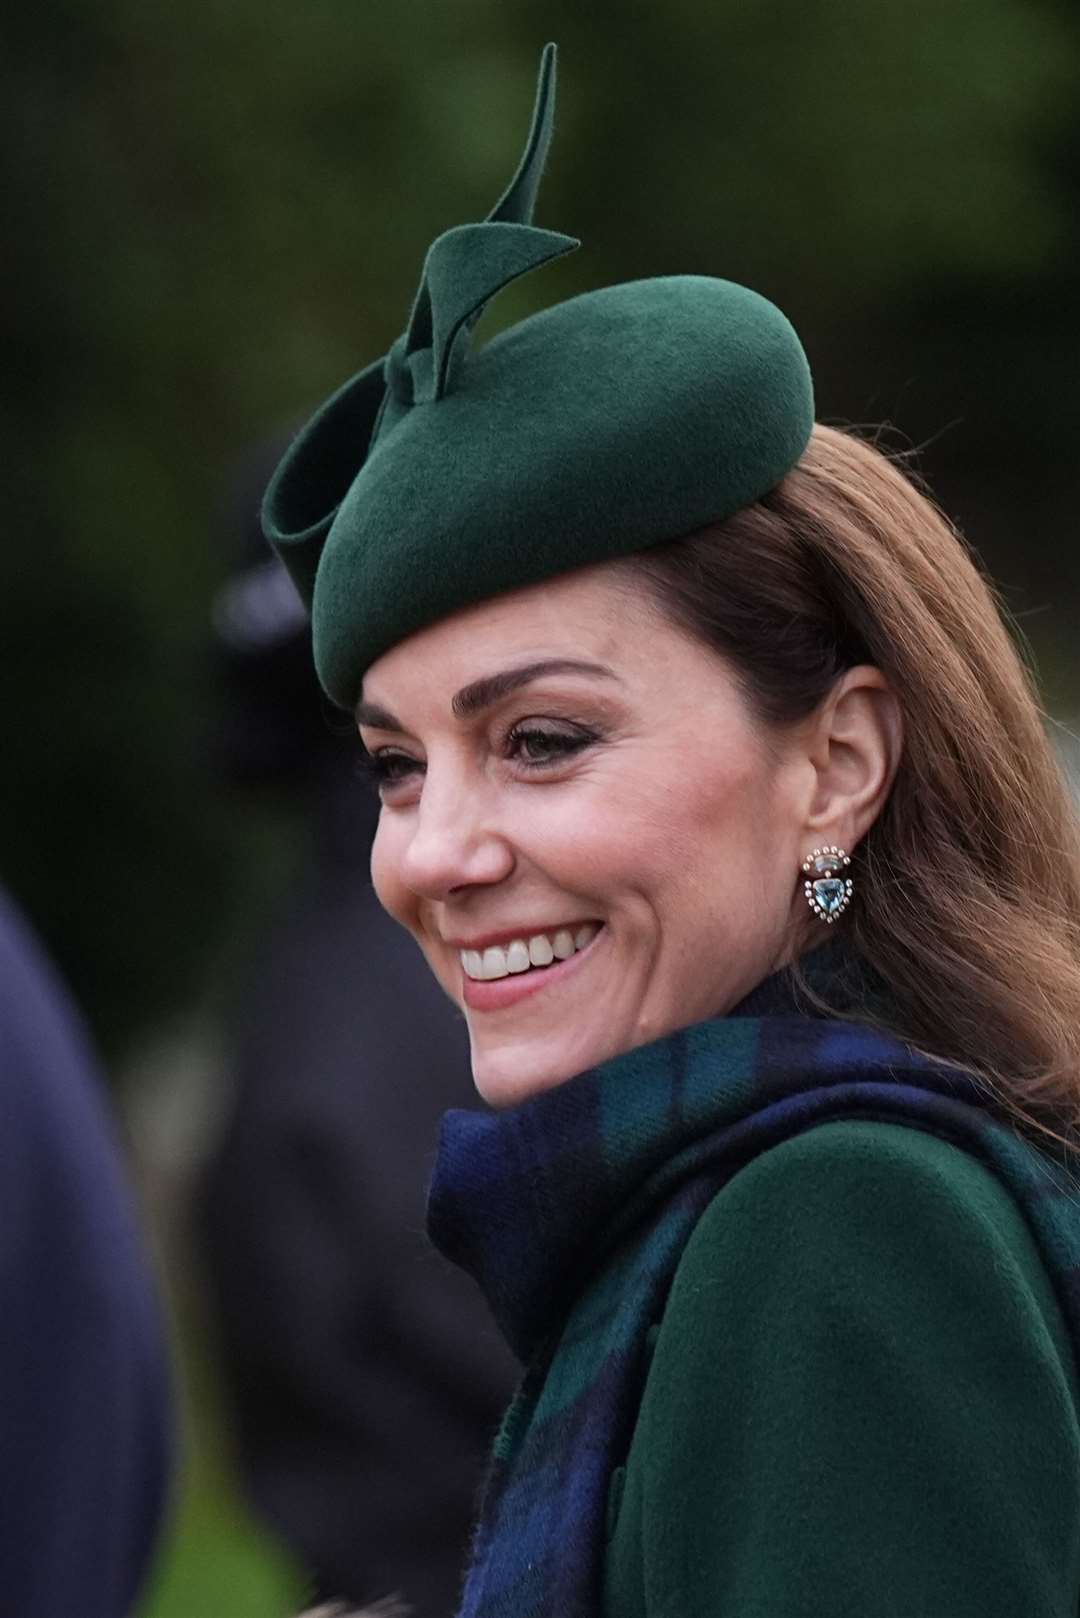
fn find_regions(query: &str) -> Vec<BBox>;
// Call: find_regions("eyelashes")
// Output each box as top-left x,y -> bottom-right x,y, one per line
354,749 -> 415,792
505,721 -> 598,767
357,721 -> 601,796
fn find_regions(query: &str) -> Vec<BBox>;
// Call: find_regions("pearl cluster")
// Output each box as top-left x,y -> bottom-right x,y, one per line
802,845 -> 853,924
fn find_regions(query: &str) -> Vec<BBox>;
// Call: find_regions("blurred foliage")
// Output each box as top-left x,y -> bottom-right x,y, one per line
136,1282 -> 307,1618
138,1431 -> 304,1618
3,0 -> 1079,1056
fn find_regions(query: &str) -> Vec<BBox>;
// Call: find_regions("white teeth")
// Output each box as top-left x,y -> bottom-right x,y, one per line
459,924 -> 602,981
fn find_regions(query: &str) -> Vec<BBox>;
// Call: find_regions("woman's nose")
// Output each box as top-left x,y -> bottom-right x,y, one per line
398,774 -> 515,899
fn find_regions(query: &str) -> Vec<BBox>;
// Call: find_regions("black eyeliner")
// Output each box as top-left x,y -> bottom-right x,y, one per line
504,721 -> 602,768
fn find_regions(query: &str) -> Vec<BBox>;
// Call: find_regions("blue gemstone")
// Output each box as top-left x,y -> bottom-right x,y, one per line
813,878 -> 846,914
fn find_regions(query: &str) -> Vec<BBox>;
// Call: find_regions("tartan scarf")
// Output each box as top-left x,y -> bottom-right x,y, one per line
427,941 -> 1080,1618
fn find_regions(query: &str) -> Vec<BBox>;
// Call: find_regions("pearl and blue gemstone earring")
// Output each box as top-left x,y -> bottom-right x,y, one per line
802,845 -> 853,923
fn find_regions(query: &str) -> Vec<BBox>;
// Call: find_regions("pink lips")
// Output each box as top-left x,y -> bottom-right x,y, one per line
460,926 -> 605,1012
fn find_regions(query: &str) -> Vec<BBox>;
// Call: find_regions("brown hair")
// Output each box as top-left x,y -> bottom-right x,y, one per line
625,423 -> 1080,1143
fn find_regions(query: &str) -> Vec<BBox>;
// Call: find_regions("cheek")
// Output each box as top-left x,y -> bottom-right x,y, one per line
613,747 -> 771,858
369,815 -> 413,926
710,763 -> 778,840
534,752 -> 761,895
690,758 -> 803,935
650,751 -> 791,912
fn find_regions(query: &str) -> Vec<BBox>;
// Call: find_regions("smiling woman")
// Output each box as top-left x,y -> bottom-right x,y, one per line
357,565 -> 899,1107
268,45 -> 1080,1618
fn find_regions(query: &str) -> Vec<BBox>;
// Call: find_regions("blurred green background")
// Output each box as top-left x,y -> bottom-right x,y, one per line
4,2 -> 1079,1613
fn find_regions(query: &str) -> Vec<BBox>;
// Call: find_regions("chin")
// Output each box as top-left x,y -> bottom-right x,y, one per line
467,1025 -> 628,1109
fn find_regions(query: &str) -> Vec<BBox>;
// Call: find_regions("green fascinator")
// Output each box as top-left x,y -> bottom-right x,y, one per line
262,44 -> 814,709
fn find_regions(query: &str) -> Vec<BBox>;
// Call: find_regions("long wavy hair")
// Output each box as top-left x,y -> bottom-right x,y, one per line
624,423 -> 1080,1144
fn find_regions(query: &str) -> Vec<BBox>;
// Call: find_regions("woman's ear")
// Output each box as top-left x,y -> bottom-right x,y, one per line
801,665 -> 903,850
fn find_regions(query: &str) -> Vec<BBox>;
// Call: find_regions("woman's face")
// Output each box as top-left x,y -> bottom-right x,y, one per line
359,564 -> 818,1107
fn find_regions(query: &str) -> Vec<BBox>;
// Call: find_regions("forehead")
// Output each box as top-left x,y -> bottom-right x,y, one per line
361,563 -> 659,702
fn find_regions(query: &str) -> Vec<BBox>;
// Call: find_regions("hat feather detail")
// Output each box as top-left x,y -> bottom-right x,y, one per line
262,43 -> 570,609
380,222 -> 578,419
376,41 -> 575,431
487,41 -> 558,228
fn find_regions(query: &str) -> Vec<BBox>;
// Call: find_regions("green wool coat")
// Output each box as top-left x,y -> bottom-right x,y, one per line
603,1120 -> 1080,1617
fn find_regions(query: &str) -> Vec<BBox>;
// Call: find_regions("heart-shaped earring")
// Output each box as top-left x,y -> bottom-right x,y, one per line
802,846 -> 853,923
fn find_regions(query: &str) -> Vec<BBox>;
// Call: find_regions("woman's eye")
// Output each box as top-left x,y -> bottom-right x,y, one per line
357,748 -> 424,794
505,723 -> 595,767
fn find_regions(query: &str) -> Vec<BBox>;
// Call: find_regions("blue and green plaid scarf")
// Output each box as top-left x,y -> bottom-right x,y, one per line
427,943 -> 1080,1618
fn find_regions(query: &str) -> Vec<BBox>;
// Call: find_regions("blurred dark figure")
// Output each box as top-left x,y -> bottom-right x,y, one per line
0,887 -> 171,1618
197,452 -> 516,1617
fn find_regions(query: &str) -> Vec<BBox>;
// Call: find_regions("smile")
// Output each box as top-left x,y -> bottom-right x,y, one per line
458,923 -> 606,1014
460,923 -> 601,981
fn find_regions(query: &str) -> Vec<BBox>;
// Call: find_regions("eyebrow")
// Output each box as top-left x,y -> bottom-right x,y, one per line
356,658 -> 620,732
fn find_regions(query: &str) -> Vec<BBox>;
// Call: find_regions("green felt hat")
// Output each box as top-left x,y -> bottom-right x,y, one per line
262,44 -> 814,709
